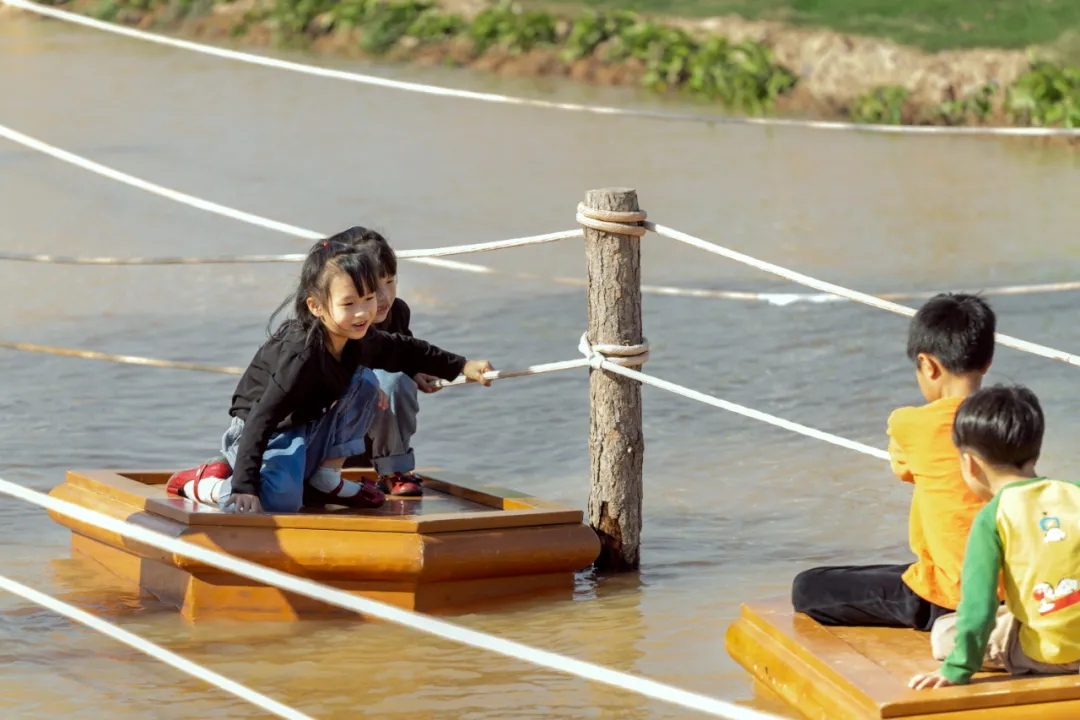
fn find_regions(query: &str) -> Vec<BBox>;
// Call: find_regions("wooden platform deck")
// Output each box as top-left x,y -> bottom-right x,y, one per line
49,468 -> 600,621
725,598 -> 1080,720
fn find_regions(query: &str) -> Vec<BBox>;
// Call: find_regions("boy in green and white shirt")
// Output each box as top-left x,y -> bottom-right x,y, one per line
910,384 -> 1080,689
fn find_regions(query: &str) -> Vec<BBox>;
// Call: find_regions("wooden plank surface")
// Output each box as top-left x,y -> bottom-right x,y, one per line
727,597 -> 1080,719
64,469 -> 584,533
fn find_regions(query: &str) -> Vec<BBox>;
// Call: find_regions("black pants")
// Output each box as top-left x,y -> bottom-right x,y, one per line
791,563 -> 953,631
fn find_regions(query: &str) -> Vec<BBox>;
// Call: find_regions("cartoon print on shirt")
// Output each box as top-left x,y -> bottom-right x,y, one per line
1033,578 -> 1080,615
1040,515 -> 1066,543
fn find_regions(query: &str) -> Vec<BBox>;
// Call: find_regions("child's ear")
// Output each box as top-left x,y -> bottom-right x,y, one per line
959,451 -> 976,478
918,353 -> 943,379
305,296 -> 321,317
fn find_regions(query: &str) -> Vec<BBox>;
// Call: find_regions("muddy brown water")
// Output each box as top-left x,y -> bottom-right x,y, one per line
3,14 -> 1080,720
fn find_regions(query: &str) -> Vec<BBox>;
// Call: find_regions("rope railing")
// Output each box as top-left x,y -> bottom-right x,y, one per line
4,0 -> 1079,698
0,478 -> 783,720
646,222 -> 1080,368
7,0 -> 1080,138
5,125 -> 1080,307
0,230 -> 580,265
6,2 -> 1078,714
0,573 -> 312,720
0,334 -> 893,462
5,246 -> 1079,305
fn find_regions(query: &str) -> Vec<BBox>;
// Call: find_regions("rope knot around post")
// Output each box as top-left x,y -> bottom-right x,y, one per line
578,332 -> 650,370
576,203 -> 648,237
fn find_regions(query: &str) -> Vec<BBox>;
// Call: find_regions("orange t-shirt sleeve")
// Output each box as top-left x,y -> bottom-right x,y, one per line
887,409 -> 915,483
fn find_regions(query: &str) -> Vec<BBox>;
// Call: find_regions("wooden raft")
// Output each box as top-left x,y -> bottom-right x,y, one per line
49,469 -> 600,621
725,598 -> 1080,720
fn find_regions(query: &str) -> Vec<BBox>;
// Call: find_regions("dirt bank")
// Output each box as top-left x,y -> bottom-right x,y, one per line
14,0 -> 1077,130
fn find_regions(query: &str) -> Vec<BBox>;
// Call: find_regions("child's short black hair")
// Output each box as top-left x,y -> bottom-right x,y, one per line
906,293 -> 995,374
953,384 -> 1044,469
325,225 -> 397,278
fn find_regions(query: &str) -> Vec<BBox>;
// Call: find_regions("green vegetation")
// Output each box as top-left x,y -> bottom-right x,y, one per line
523,0 -> 1080,53
849,85 -> 908,125
218,0 -> 799,114
1006,61 -> 1080,127
53,0 -> 1080,129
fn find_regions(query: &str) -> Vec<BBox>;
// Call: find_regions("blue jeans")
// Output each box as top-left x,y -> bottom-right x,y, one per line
368,370 -> 419,476
218,367 -> 381,512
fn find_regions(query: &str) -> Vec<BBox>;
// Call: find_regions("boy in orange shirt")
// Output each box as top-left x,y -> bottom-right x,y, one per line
791,293 -> 996,629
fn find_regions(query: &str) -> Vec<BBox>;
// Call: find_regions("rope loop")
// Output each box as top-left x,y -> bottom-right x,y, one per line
576,203 -> 647,237
578,332 -> 650,370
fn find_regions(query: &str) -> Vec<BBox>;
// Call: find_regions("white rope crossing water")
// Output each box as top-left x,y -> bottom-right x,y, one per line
0,332 -> 890,459
6,1 -> 1078,713
7,0 -> 1080,138
0,340 -> 247,375
646,222 -> 1080,368
0,122 -> 583,275
0,250 -> 309,265
0,231 -> 577,265
0,478 -> 784,720
5,124 -> 1080,308
0,573 -> 313,720
0,339 -> 592,389
575,334 -> 890,461
4,246 -> 1079,305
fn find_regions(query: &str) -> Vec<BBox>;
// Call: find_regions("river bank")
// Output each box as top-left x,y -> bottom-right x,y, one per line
13,0 -> 1080,130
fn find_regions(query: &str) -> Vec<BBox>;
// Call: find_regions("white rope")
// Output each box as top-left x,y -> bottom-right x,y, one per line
0,340 -> 246,374
646,222 -> 1080,368
0,339 -> 599,390
634,280 -> 1080,305
397,229 -> 583,258
3,247 -> 1077,309
576,332 -> 650,369
434,357 -> 590,387
7,0 -> 1080,138
0,250 -> 309,265
0,234 -> 581,264
0,124 -> 578,273
3,331 -> 887,462
0,573 -> 312,720
577,336 -> 889,461
6,124 -> 1079,307
0,478 -> 782,720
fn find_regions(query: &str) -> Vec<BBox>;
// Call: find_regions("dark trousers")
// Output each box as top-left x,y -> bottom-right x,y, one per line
791,563 -> 953,631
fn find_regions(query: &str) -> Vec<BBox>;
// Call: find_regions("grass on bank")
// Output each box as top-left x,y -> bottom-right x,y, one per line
521,0 -> 1080,53
52,0 -> 1080,128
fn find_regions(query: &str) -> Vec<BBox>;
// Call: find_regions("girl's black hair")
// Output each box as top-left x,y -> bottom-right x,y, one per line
327,225 -> 398,277
267,237 -> 381,346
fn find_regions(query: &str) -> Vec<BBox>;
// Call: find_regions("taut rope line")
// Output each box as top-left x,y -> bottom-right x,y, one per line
5,124 -> 1080,308
0,478 -> 783,720
0,574 -> 312,720
646,222 -> 1080,368
6,0 -> 1080,138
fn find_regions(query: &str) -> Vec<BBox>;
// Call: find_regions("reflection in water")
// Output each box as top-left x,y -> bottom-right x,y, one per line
2,13 -> 1080,720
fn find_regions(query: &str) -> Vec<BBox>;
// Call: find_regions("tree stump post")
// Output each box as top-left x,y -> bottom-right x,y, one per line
581,188 -> 644,572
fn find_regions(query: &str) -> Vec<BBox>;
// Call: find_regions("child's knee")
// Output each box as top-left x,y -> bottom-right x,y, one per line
377,371 -> 418,403
260,484 -> 304,513
258,432 -> 306,513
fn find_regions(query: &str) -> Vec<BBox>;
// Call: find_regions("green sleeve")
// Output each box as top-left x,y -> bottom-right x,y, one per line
940,497 -> 1003,685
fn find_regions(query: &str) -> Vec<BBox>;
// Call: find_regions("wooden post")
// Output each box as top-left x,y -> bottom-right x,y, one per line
582,188 -> 644,572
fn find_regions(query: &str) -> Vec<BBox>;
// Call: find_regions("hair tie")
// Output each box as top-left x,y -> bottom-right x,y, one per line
322,241 -> 329,248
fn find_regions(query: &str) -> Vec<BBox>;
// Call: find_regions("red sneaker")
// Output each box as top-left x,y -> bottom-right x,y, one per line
166,461 -> 231,498
381,472 -> 423,497
308,479 -> 387,509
